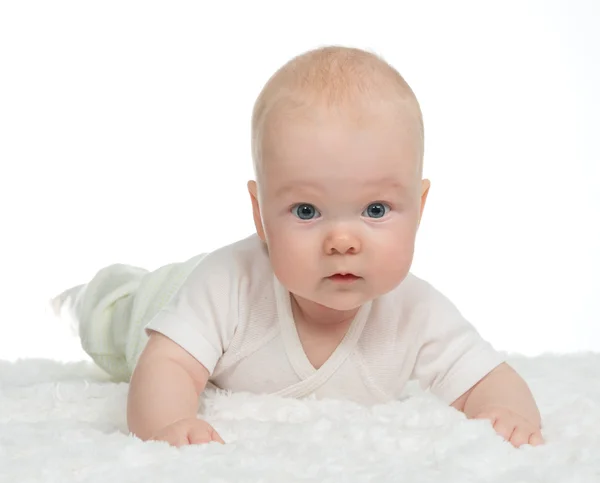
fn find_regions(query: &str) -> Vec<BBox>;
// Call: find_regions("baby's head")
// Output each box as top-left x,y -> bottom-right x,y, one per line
248,46 -> 430,311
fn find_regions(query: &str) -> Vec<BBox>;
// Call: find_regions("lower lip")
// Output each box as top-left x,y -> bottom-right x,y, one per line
328,274 -> 360,283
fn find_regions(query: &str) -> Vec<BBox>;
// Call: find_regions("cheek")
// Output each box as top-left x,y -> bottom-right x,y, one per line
370,218 -> 417,272
263,211 -> 321,249
263,216 -> 297,248
262,217 -> 315,283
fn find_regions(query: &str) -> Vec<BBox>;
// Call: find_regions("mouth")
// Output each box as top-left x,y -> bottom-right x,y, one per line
328,273 -> 360,283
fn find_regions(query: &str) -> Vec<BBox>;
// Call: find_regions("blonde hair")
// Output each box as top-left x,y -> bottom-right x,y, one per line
251,45 -> 424,178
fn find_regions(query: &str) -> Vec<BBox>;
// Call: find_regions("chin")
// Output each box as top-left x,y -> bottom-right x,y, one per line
317,294 -> 369,312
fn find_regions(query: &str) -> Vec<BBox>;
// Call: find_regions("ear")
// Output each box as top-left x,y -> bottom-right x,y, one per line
247,180 -> 266,242
418,179 -> 431,227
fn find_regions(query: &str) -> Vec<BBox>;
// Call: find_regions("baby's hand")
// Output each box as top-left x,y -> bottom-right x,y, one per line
473,405 -> 544,448
149,417 -> 225,447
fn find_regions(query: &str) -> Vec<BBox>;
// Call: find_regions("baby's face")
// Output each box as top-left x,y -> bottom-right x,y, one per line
253,104 -> 428,311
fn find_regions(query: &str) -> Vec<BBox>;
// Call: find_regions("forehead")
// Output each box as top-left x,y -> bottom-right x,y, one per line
260,103 -> 421,190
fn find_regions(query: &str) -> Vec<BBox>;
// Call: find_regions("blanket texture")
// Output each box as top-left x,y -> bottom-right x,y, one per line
1,353 -> 599,482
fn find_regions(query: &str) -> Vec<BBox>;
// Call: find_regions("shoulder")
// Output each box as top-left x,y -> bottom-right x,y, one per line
374,272 -> 436,318
185,233 -> 272,288
367,272 -> 462,341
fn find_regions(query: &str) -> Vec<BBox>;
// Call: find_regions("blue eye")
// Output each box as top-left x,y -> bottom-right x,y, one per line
362,202 -> 390,219
292,203 -> 320,220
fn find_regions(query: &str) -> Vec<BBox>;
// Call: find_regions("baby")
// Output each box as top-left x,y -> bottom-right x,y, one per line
53,46 -> 543,449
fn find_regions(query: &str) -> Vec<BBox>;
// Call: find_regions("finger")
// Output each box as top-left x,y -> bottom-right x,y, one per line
473,411 -> 498,426
210,427 -> 225,444
150,433 -> 188,448
510,426 -> 533,448
187,426 -> 214,445
529,431 -> 545,446
493,418 -> 517,443
172,434 -> 191,448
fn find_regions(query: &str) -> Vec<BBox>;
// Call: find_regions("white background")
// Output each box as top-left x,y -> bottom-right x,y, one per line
0,0 -> 598,362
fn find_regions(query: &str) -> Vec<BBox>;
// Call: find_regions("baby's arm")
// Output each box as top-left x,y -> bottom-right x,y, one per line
127,331 -> 220,444
451,362 -> 543,447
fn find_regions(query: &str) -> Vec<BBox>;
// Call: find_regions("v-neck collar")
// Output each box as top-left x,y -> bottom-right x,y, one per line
273,274 -> 371,381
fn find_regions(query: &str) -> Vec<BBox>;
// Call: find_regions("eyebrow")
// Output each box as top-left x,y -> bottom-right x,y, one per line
274,178 -> 409,198
274,182 -> 322,198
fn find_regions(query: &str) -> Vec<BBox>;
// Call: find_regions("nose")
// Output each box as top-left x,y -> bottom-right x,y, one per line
324,230 -> 361,255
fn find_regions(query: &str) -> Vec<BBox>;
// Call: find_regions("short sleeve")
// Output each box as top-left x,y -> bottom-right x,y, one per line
144,251 -> 239,375
410,284 -> 505,404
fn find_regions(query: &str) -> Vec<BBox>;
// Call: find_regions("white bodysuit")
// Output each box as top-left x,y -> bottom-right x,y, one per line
69,234 -> 505,406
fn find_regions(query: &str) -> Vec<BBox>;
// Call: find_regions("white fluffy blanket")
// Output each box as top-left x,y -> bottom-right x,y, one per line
2,353 -> 600,482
